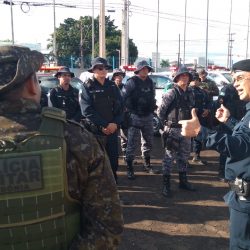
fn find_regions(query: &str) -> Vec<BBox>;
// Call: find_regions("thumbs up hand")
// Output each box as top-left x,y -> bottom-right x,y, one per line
215,104 -> 230,123
178,108 -> 201,137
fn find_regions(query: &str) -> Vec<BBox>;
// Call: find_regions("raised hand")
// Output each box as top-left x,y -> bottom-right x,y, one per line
178,108 -> 201,137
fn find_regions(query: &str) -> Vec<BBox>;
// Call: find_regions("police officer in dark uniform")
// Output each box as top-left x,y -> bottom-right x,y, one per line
122,60 -> 157,180
189,71 -> 211,165
179,59 -> 250,249
215,83 -> 246,181
111,68 -> 128,160
49,67 -> 82,122
79,57 -> 124,183
157,66 -> 196,197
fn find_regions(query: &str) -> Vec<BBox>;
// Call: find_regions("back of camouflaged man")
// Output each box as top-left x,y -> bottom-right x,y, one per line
0,45 -> 123,250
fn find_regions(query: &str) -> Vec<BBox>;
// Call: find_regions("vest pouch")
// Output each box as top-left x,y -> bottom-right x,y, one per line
0,148 -> 80,250
178,108 -> 191,120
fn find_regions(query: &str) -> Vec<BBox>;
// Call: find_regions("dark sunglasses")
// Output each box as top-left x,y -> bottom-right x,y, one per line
95,66 -> 108,71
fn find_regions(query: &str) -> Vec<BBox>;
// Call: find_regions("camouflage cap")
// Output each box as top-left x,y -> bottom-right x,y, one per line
0,45 -> 44,94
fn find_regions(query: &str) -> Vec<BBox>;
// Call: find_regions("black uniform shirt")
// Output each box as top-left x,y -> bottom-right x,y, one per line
80,77 -> 123,128
206,102 -> 250,212
49,84 -> 82,122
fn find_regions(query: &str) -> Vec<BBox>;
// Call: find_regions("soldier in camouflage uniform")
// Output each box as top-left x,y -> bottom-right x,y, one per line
0,45 -> 123,250
198,69 -> 219,101
122,60 -> 157,180
157,67 -> 196,197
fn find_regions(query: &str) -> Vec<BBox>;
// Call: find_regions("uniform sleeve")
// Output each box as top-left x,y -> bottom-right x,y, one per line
122,78 -> 136,111
49,88 -> 58,108
157,89 -> 176,122
64,123 -> 123,250
206,122 -> 250,161
79,86 -> 109,128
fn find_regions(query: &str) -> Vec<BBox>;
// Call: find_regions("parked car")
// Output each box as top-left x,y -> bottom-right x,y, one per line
207,71 -> 233,90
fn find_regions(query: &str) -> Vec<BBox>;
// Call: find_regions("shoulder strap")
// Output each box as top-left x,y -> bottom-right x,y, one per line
39,107 -> 66,138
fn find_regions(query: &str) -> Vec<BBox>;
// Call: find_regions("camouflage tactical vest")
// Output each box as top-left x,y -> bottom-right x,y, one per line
0,107 -> 80,250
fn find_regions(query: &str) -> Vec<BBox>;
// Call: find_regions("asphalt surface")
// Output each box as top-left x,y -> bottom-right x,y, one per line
117,135 -> 229,250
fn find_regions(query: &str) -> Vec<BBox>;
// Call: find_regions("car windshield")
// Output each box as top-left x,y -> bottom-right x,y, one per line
149,75 -> 172,89
221,72 -> 233,83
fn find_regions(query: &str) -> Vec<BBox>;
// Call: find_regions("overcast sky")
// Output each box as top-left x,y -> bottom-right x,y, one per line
1,0 -> 250,66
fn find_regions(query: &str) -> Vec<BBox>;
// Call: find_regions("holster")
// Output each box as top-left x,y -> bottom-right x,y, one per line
160,125 -> 180,151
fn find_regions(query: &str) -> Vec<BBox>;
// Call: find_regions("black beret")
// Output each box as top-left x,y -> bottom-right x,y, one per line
232,59 -> 250,72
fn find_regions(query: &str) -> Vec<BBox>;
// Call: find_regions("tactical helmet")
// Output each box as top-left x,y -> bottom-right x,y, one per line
0,45 -> 44,94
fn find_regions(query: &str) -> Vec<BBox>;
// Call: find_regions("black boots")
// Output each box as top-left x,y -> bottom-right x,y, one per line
218,164 -> 226,182
179,172 -> 196,191
143,157 -> 160,174
162,174 -> 172,197
143,157 -> 152,173
126,160 -> 135,180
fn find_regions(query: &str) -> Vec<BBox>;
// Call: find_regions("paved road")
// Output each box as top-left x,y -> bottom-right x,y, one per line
117,135 -> 229,250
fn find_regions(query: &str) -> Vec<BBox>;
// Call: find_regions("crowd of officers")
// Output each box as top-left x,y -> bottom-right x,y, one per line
1,45 -> 250,249
46,58 -> 245,190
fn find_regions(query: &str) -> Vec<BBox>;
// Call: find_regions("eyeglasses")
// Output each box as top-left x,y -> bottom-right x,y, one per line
233,75 -> 250,83
95,66 -> 108,71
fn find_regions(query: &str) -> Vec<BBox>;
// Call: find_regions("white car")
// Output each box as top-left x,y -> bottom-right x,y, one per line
207,71 -> 233,90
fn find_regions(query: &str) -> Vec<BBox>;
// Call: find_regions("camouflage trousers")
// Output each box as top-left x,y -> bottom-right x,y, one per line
125,113 -> 154,162
162,127 -> 191,175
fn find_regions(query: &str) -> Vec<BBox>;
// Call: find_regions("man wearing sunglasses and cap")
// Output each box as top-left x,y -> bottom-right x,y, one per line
179,59 -> 250,249
0,46 -> 123,249
79,57 -> 124,183
49,66 -> 82,122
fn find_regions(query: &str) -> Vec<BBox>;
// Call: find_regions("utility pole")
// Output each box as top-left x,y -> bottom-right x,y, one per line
246,0 -> 250,59
205,0 -> 209,70
177,34 -> 181,68
228,33 -> 235,70
183,0 -> 187,65
99,0 -> 106,57
155,0 -> 160,72
10,0 -> 14,44
80,19 -> 84,70
53,0 -> 57,64
92,0 -> 95,59
227,0 -> 233,68
121,0 -> 129,66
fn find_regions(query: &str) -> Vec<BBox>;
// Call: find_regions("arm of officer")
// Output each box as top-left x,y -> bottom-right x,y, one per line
122,78 -> 135,112
157,88 -> 176,123
64,123 -> 123,249
112,85 -> 124,126
79,87 -> 109,128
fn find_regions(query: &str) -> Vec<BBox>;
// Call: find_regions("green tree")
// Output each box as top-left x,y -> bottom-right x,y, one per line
47,15 -> 138,68
160,59 -> 170,68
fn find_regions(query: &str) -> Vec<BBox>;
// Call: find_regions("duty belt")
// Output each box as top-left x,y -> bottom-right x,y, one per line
228,177 -> 250,200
